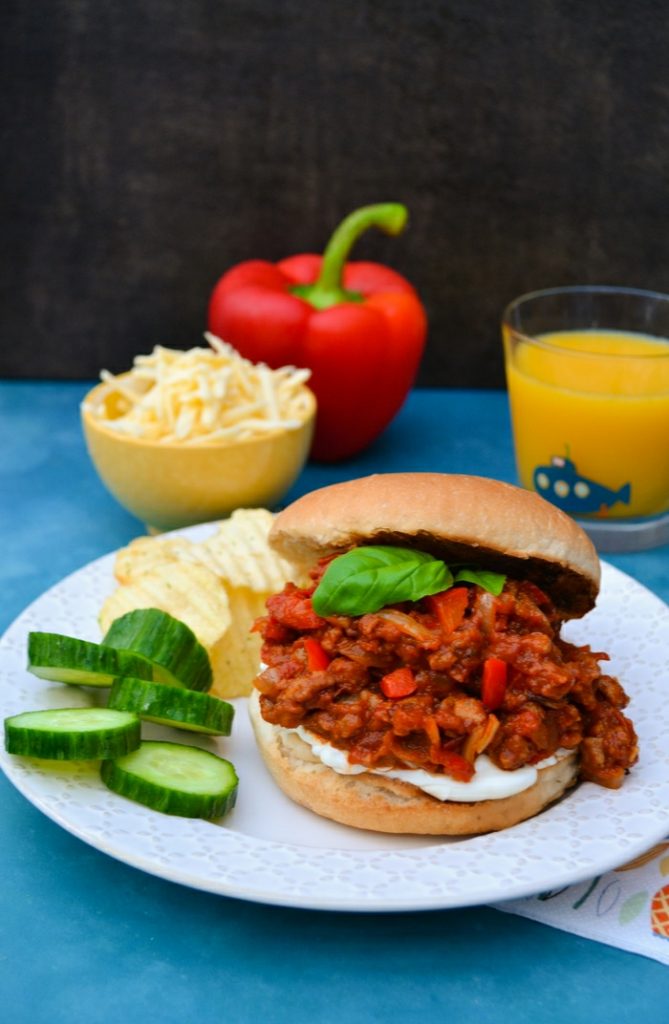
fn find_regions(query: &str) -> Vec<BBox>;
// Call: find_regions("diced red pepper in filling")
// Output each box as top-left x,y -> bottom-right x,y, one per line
303,637 -> 331,672
438,749 -> 475,782
380,667 -> 417,699
425,587 -> 469,636
481,657 -> 508,710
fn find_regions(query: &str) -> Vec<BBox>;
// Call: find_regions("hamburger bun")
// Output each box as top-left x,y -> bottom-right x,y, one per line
248,691 -> 580,835
270,473 -> 600,617
254,473 -> 600,835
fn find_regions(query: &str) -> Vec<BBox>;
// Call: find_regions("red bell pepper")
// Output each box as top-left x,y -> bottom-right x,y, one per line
425,587 -> 469,637
379,667 -> 418,699
207,204 -> 427,461
303,637 -> 330,672
481,657 -> 508,711
441,750 -> 476,782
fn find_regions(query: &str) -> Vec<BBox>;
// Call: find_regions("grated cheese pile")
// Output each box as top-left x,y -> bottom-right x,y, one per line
84,334 -> 313,444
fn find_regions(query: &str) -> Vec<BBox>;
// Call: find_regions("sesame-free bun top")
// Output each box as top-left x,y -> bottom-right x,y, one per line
270,473 -> 600,617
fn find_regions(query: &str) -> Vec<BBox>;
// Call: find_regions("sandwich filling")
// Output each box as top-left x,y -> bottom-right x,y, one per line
253,553 -> 638,792
289,724 -> 565,801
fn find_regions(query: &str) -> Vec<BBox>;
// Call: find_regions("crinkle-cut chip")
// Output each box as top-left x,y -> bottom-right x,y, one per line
113,534 -> 209,585
208,587 -> 270,698
112,509 -> 304,591
100,508 -> 306,698
201,508 -> 306,591
99,586 -> 151,635
114,537 -> 159,584
99,562 -> 232,651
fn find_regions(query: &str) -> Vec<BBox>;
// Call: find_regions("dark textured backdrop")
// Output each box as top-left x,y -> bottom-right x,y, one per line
2,0 -> 669,386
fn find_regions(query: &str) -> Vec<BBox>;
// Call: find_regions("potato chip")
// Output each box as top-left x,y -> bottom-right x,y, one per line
208,587 -> 269,699
101,507 -> 302,698
201,508 -> 307,592
99,585 -> 154,634
100,561 -> 231,650
113,535 -> 210,585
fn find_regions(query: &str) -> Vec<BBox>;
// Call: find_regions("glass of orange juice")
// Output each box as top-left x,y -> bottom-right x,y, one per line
502,285 -> 669,551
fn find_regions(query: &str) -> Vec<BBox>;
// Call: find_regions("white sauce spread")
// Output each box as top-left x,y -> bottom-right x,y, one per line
293,725 -> 559,802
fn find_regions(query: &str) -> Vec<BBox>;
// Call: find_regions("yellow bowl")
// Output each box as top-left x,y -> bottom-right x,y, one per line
81,379 -> 316,532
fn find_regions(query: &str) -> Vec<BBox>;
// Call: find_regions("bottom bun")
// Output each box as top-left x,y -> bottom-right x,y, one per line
248,691 -> 580,835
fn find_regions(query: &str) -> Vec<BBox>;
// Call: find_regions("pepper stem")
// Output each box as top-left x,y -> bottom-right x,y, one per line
292,203 -> 408,310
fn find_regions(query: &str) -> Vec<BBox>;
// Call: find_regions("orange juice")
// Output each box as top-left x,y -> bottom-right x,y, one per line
504,328 -> 669,518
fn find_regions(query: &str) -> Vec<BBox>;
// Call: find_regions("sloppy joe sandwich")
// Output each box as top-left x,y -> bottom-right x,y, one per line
250,473 -> 638,835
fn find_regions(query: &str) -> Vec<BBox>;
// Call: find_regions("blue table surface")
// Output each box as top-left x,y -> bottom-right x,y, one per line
1,381 -> 668,1024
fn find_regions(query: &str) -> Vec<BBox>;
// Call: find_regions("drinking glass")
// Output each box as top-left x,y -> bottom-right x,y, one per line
502,285 -> 669,551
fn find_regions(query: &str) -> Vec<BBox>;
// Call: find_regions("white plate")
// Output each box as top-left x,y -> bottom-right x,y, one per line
1,530 -> 669,912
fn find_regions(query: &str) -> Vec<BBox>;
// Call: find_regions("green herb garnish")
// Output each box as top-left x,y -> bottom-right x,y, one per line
311,546 -> 507,616
453,567 -> 506,596
312,546 -> 453,616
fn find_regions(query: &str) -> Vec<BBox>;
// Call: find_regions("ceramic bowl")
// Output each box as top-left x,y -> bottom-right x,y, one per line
81,379 -> 316,532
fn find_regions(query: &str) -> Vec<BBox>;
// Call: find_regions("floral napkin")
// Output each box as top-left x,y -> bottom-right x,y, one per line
494,837 -> 669,964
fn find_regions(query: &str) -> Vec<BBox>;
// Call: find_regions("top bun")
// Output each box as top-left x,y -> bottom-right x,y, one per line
270,473 -> 600,617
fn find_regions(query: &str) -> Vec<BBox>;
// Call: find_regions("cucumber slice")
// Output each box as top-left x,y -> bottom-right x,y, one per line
102,609 -> 212,692
27,632 -> 155,688
107,677 -> 234,736
4,708 -> 141,760
101,741 -> 238,818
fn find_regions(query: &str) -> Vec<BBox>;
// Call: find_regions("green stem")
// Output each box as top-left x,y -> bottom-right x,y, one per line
292,203 -> 408,310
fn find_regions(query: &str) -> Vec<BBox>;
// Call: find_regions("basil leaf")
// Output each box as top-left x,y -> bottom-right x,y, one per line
454,567 -> 506,595
312,546 -> 453,616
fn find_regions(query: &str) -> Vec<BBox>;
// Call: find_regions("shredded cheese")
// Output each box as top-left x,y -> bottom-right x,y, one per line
84,335 -> 313,444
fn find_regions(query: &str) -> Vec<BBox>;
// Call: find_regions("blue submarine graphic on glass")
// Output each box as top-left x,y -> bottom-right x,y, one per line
533,454 -> 631,515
